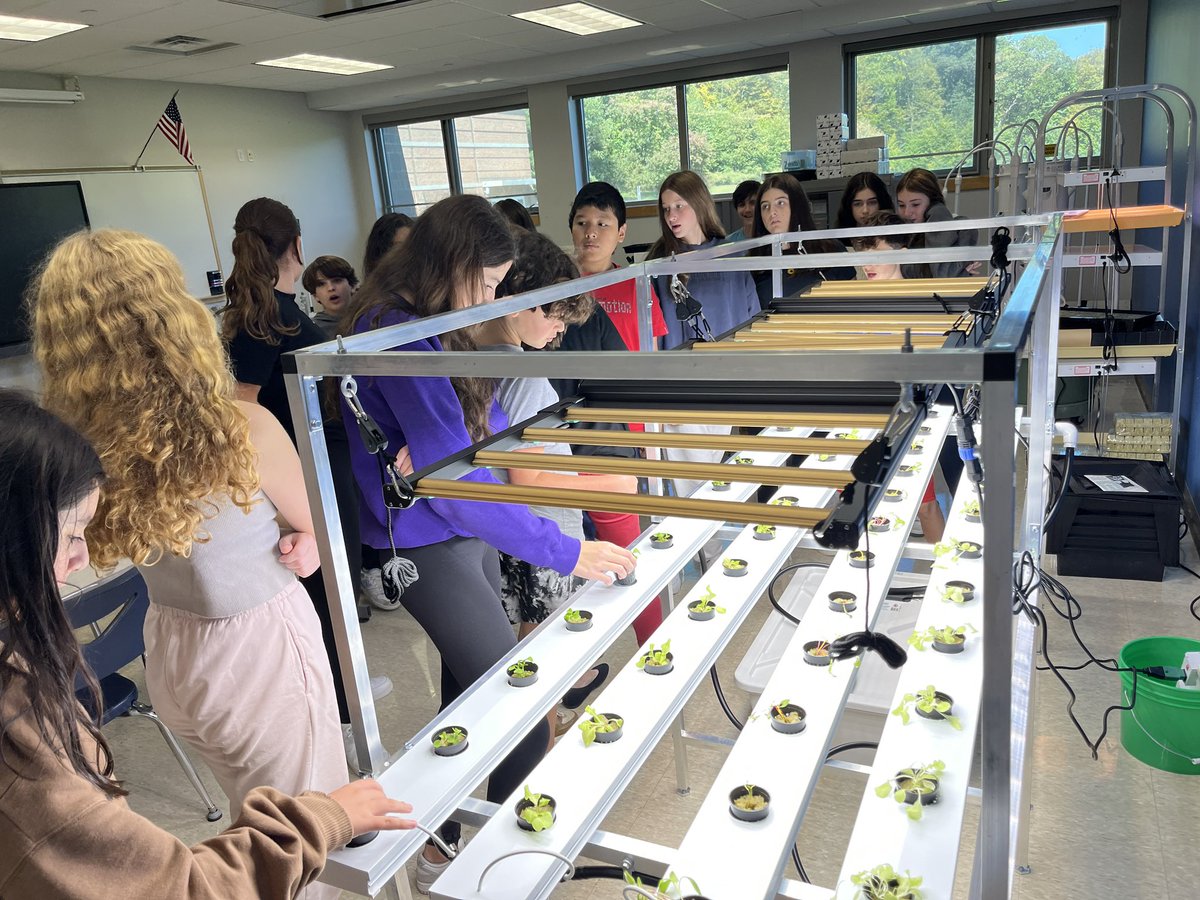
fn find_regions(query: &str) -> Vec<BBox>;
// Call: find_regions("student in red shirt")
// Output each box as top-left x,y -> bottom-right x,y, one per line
570,181 -> 667,352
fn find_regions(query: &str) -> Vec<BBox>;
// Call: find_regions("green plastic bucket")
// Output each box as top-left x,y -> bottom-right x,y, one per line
1118,636 -> 1200,775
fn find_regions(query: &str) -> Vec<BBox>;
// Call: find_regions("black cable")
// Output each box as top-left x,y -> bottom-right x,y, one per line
791,847 -> 809,884
709,665 -> 744,731
766,563 -> 832,626
826,740 -> 879,759
1044,448 -> 1073,529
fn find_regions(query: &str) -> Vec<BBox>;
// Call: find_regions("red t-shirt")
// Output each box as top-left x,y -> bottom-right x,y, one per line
588,265 -> 667,352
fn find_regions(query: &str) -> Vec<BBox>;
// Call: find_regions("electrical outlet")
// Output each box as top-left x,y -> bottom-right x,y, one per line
246,149 -> 256,162
236,148 -> 246,162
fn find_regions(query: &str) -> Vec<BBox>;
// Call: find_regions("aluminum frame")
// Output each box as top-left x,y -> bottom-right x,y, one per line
284,212 -> 1062,898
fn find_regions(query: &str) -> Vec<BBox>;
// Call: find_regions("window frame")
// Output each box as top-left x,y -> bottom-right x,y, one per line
572,61 -> 791,205
844,8 -> 1118,175
370,103 -> 536,216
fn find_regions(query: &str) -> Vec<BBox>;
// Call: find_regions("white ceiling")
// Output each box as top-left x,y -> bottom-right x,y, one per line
0,0 -> 1045,111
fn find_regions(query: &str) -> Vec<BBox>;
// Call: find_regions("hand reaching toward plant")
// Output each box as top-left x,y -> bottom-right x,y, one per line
328,779 -> 417,839
573,541 -> 636,584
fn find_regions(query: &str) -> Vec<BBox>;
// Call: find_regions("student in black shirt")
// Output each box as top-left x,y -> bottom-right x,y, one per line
221,197 -> 391,752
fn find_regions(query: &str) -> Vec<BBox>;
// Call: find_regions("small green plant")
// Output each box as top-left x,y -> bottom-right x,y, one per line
850,550 -> 870,561
892,685 -> 962,730
712,480 -> 729,487
910,440 -> 924,453
651,531 -> 672,542
835,428 -> 862,440
690,585 -> 726,615
772,496 -> 797,506
755,523 -> 776,535
771,699 -> 803,724
734,455 -> 753,464
636,640 -> 672,669
518,785 -> 554,832
931,540 -> 959,563
893,515 -> 906,527
850,863 -> 925,899
875,761 -> 945,821
903,462 -> 922,473
732,783 -> 767,812
722,558 -> 745,570
941,584 -> 967,604
908,623 -> 977,652
963,499 -> 980,517
817,452 -> 833,461
884,488 -> 904,499
432,727 -> 466,749
622,869 -> 702,899
578,707 -> 623,747
508,657 -> 536,679
564,608 -> 588,624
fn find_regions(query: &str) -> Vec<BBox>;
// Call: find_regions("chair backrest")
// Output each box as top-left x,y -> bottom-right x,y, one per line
64,567 -> 150,684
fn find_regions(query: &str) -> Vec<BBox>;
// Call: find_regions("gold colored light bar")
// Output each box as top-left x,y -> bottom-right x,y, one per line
563,408 -> 891,428
414,479 -> 832,528
803,276 -> 987,298
474,450 -> 855,487
521,427 -> 871,455
692,336 -> 946,350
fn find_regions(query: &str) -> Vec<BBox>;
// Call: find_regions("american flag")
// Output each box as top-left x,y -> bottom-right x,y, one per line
156,96 -> 194,164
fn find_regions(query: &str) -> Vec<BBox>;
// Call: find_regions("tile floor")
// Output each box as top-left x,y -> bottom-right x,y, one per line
96,531 -> 1200,899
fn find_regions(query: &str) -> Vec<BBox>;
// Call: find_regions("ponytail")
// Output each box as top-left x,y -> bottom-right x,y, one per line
221,197 -> 302,345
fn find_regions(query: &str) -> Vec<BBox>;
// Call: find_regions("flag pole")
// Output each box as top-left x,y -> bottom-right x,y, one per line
132,88 -> 179,169
195,166 -> 224,284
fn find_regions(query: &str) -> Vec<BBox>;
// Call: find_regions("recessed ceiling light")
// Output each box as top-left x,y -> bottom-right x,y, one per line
255,53 -> 392,75
647,44 -> 705,57
0,13 -> 88,42
512,3 -> 642,36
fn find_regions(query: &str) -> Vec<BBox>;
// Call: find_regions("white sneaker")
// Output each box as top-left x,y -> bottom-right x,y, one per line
415,839 -> 462,895
371,675 -> 394,701
361,567 -> 402,611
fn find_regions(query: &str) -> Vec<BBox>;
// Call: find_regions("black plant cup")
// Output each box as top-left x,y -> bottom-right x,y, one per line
957,542 -> 982,559
615,569 -> 637,586
711,481 -> 732,492
564,610 -> 593,632
868,517 -> 891,533
753,525 -> 777,541
431,726 -> 469,757
803,640 -> 833,666
515,794 -> 557,832
914,692 -> 955,722
884,489 -> 905,503
722,559 -> 749,578
728,785 -> 771,822
688,601 -> 716,621
506,662 -> 539,687
641,652 -> 674,675
849,551 -> 875,569
590,714 -> 624,744
895,772 -> 940,807
769,703 -> 807,734
933,635 -> 967,654
650,533 -> 674,549
945,580 -> 976,602
828,591 -> 858,613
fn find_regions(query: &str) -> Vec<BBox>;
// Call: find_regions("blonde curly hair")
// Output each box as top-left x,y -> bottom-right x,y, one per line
30,229 -> 260,569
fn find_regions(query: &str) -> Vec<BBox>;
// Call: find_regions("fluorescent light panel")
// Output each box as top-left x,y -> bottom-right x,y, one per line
512,3 -> 642,36
0,14 -> 87,42
255,53 -> 392,75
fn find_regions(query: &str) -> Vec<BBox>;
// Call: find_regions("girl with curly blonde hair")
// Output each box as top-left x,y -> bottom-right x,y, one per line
31,230 -> 351,898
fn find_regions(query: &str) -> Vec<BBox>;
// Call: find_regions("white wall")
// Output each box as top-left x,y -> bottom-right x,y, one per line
0,72 -> 374,281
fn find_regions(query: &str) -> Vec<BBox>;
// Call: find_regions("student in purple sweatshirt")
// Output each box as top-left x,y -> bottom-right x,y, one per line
339,194 -> 634,891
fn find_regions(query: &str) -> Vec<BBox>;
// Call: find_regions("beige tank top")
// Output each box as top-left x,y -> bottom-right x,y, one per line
137,492 -> 296,618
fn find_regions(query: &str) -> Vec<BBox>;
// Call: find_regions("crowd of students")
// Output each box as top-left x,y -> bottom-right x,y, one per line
0,163 -> 969,899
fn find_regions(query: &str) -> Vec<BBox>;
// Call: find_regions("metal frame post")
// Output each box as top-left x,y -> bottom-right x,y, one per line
284,371 -> 388,775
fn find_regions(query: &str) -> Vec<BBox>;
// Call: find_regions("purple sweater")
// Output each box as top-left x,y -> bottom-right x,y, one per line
342,307 -> 581,575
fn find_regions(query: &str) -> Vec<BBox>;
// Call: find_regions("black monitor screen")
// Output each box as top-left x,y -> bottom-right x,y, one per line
0,181 -> 90,348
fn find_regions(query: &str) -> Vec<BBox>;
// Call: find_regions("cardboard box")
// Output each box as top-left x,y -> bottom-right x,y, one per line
781,149 -> 817,170
846,135 -> 888,151
816,112 -> 849,127
842,148 -> 884,164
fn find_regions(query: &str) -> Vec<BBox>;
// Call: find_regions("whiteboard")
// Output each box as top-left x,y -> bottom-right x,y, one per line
4,169 -> 222,299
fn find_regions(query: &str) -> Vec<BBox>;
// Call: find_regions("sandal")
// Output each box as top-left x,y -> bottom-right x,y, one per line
554,706 -> 578,737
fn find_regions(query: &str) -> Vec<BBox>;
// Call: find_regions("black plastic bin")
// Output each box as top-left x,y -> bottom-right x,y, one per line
1045,457 -> 1180,582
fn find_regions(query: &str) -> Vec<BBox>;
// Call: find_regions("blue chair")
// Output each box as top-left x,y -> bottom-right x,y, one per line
67,567 -> 223,822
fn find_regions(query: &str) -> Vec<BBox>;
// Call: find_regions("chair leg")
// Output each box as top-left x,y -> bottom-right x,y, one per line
128,701 -> 223,822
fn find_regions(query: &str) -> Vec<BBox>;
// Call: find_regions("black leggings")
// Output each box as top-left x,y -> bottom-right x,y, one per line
390,536 -> 550,845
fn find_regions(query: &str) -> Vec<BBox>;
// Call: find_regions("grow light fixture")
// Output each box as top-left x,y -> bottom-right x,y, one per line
0,14 -> 87,42
255,53 -> 392,75
512,3 -> 642,35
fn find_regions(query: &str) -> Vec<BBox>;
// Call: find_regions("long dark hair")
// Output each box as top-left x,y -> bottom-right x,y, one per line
345,195 -> 515,441
646,170 -> 725,260
221,197 -> 302,345
494,199 -> 536,233
895,168 -> 946,210
497,227 -> 595,326
750,174 -> 842,257
0,390 -> 122,798
835,173 -> 896,229
363,213 -> 414,277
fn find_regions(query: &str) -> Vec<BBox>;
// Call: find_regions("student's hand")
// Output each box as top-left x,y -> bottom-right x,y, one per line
278,531 -> 321,578
329,779 -> 416,838
573,541 -> 636,584
394,445 -> 414,477
965,260 -> 984,276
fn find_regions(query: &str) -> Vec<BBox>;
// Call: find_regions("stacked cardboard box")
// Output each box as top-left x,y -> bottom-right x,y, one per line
1103,412 -> 1172,460
815,112 -> 848,179
842,136 -> 889,176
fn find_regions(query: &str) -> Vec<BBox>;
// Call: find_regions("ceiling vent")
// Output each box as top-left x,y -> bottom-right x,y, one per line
220,0 -> 437,20
129,35 -> 239,56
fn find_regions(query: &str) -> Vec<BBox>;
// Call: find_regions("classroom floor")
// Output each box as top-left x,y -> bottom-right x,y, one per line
101,532 -> 1200,899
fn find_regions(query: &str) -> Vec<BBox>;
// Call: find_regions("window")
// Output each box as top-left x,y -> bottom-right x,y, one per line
373,108 -> 537,217
578,68 -> 790,201
850,16 -> 1111,172
581,86 -> 680,202
994,22 -> 1108,159
853,39 -> 977,173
